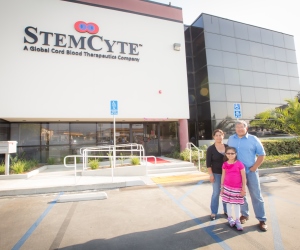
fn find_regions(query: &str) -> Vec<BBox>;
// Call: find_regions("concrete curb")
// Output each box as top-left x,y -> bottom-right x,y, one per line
0,166 -> 48,180
259,165 -> 300,175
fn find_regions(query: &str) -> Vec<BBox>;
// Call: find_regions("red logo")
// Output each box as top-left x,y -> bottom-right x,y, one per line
74,21 -> 99,34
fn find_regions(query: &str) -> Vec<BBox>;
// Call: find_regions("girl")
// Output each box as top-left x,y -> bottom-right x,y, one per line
220,147 -> 246,230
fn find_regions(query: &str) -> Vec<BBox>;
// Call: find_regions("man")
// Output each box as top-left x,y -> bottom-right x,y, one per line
227,120 -> 267,231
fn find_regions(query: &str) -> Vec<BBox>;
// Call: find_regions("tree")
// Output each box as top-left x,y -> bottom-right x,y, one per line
250,98 -> 300,136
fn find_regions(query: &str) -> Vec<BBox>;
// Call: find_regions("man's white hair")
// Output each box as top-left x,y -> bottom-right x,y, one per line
235,120 -> 248,128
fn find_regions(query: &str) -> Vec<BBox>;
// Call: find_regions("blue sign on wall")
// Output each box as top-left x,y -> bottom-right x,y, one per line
233,103 -> 242,118
110,100 -> 118,115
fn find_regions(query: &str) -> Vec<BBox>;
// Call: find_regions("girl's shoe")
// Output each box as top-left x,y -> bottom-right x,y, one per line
228,216 -> 236,227
235,219 -> 243,231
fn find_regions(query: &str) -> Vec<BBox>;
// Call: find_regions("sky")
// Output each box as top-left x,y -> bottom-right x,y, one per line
155,0 -> 300,76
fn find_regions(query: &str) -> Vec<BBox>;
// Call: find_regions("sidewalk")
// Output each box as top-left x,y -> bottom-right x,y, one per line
1,159 -> 300,197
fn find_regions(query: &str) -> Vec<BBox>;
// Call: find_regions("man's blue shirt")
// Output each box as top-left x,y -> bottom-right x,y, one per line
227,133 -> 266,173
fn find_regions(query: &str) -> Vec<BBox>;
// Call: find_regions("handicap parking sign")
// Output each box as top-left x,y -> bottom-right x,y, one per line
110,100 -> 118,115
233,103 -> 242,118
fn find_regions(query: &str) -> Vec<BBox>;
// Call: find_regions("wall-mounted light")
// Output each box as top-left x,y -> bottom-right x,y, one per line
173,43 -> 181,51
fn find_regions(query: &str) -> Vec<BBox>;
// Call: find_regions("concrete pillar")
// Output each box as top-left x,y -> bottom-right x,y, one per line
179,119 -> 189,152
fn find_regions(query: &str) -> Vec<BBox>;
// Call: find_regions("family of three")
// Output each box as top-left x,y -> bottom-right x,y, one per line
206,120 -> 267,232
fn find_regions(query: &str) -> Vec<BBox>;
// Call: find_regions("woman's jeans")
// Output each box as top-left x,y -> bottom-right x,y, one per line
210,173 -> 227,215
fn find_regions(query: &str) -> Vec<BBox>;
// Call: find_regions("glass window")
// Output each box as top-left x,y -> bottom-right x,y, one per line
11,123 -> 40,146
251,57 -> 265,73
206,49 -> 223,67
192,32 -> 205,54
187,73 -> 194,89
185,42 -> 192,57
196,84 -> 210,103
204,32 -> 221,50
219,18 -> 234,37
160,122 -> 178,154
115,123 -> 130,144
210,101 -> 228,120
255,88 -> 269,103
236,39 -> 251,55
203,14 -> 220,34
262,44 -> 275,59
189,105 -> 197,120
241,86 -> 256,102
274,47 -> 286,61
250,42 -> 263,57
48,123 -> 69,145
49,145 -> 71,163
197,102 -> 211,120
0,120 -> 9,141
184,27 -> 191,42
194,67 -> 208,88
268,89 -> 281,104
132,124 -> 144,144
225,85 -> 241,102
70,123 -> 96,145
191,27 -> 203,41
189,89 -> 196,104
266,73 -> 279,89
264,59 -> 277,74
272,32 -> 285,48
194,49 -> 207,71
97,123 -> 112,145
224,68 -> 239,85
222,51 -> 238,69
221,36 -> 236,52
285,49 -> 297,63
260,29 -> 273,45
248,26 -> 261,43
276,61 -> 288,76
239,70 -> 254,86
256,103 -> 273,115
241,103 -> 257,119
234,22 -> 248,40
277,75 -> 290,90
253,72 -> 267,87
279,90 -> 292,103
284,34 -> 295,50
287,63 -> 299,77
186,57 -> 193,73
18,146 -> 41,161
289,77 -> 300,91
209,83 -> 226,101
237,54 -> 252,71
207,66 -> 225,83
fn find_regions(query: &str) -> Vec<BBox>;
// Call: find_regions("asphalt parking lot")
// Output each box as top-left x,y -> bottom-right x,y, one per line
0,171 -> 299,250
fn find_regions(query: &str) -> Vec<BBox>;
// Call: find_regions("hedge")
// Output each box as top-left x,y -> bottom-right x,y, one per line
261,138 -> 300,155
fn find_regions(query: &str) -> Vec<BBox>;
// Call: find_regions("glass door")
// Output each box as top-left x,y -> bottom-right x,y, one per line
144,123 -> 160,156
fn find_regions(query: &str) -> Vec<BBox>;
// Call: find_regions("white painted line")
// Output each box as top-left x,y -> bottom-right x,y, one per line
260,176 -> 278,183
56,192 -> 108,203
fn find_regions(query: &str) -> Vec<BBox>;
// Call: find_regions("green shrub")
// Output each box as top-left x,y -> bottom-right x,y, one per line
262,138 -> 300,155
11,160 -> 26,174
89,159 -> 99,170
0,163 -> 5,175
47,158 -> 55,165
24,160 -> 38,172
131,157 -> 140,165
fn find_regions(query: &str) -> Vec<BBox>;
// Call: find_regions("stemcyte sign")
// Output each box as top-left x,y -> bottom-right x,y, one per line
23,21 -> 142,62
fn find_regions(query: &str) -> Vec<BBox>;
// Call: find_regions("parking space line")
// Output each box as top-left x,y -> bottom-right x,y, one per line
266,192 -> 284,250
158,184 -> 231,250
12,192 -> 63,250
178,181 -> 203,202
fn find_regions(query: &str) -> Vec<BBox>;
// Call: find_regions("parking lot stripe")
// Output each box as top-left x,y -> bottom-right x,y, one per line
158,184 -> 231,250
11,192 -> 63,250
178,181 -> 203,202
266,192 -> 284,250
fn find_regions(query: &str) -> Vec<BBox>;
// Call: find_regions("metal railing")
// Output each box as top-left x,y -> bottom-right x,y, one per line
186,142 -> 204,171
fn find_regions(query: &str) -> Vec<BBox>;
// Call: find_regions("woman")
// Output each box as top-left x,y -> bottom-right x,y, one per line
206,129 -> 227,220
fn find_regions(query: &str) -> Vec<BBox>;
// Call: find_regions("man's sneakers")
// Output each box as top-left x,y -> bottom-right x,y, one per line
259,221 -> 268,231
240,215 -> 249,224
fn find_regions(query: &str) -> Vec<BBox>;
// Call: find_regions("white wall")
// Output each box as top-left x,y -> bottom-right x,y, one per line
0,0 -> 189,121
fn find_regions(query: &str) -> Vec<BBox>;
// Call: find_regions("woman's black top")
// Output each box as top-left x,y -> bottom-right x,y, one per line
206,144 -> 228,174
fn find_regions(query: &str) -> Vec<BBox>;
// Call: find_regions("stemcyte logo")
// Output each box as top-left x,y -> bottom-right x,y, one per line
74,21 -> 99,34
23,21 -> 141,55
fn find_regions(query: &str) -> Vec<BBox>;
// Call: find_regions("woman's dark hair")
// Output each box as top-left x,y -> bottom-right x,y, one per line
212,129 -> 224,136
223,146 -> 237,162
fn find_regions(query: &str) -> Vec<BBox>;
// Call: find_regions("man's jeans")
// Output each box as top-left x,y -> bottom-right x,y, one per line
210,173 -> 227,215
241,170 -> 267,222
